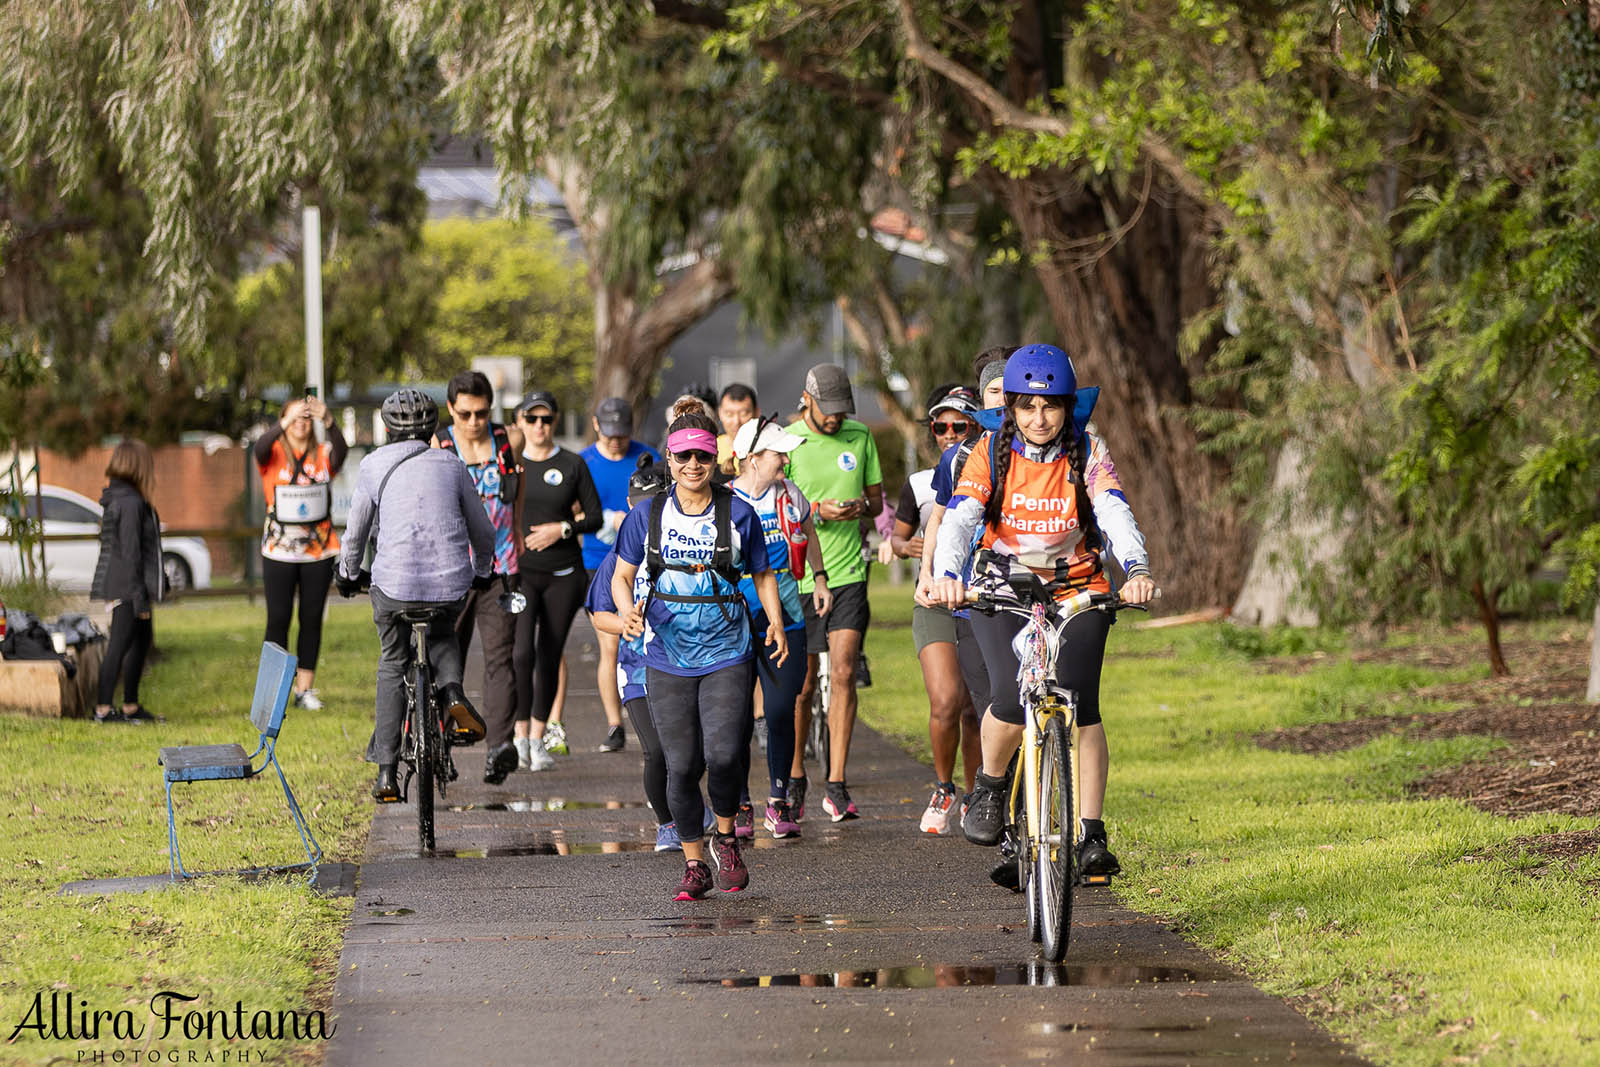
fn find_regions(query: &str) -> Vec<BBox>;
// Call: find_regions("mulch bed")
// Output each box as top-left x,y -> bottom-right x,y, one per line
1254,629 -> 1599,856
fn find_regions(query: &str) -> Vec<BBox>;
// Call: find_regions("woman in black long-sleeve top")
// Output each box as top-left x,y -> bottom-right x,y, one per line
90,439 -> 163,724
510,391 -> 603,770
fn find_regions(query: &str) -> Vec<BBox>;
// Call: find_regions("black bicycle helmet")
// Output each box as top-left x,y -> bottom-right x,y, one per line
381,387 -> 438,441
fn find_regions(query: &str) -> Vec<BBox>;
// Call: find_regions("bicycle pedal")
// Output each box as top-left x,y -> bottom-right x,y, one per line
1078,872 -> 1113,887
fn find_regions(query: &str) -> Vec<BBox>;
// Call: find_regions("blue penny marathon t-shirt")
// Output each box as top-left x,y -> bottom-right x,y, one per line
580,440 -> 662,571
584,551 -> 649,702
732,480 -> 810,631
616,487 -> 768,676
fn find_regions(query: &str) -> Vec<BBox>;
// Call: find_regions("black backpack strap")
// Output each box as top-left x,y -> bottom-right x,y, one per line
645,490 -> 669,585
642,486 -> 746,623
491,423 -> 520,502
436,425 -> 457,453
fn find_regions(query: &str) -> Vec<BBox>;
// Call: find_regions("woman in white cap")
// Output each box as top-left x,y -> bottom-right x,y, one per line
729,415 -> 830,839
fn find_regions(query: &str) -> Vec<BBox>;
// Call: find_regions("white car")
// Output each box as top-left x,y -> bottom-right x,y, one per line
0,485 -> 213,595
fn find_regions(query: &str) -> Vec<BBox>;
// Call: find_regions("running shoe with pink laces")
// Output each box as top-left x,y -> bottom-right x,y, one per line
763,800 -> 801,839
675,860 -> 713,901
707,832 -> 749,892
919,782 -> 959,834
822,781 -> 860,822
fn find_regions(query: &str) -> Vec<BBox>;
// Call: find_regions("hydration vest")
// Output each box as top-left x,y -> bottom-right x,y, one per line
643,484 -> 748,625
438,423 -> 520,504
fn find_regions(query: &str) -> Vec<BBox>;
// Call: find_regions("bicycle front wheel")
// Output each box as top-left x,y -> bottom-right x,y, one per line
1008,752 -> 1039,943
1037,713 -> 1075,961
413,659 -> 436,852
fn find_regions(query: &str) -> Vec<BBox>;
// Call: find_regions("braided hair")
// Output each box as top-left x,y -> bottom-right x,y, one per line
982,393 -> 1103,554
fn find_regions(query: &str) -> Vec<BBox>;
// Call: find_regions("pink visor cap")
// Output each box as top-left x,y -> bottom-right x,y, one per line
666,428 -> 718,455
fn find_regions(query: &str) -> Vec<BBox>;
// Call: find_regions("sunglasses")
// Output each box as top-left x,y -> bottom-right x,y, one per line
931,420 -> 972,435
670,449 -> 715,466
520,413 -> 555,425
453,408 -> 490,422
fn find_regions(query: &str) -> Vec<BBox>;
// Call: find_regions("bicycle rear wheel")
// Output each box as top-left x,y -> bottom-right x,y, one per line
807,652 -> 831,766
1037,713 -> 1075,961
413,658 -> 436,852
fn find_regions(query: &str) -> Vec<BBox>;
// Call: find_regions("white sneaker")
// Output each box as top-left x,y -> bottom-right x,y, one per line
920,784 -> 958,834
544,721 -> 569,756
514,736 -> 532,770
527,735 -> 556,772
292,689 -> 324,711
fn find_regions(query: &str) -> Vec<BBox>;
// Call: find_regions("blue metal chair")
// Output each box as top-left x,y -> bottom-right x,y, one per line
158,641 -> 323,881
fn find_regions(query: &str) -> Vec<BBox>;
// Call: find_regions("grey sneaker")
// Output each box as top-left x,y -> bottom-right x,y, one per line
292,688 -> 324,710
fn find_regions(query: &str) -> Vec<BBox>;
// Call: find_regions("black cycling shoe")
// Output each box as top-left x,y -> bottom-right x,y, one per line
437,683 -> 486,745
371,764 -> 401,803
1076,832 -> 1121,878
854,653 -> 872,688
484,742 -> 518,785
961,772 -> 1007,846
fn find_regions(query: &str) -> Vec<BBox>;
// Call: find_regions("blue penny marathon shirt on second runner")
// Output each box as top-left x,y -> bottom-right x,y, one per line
584,551 -> 649,702
732,479 -> 810,631
616,487 -> 768,677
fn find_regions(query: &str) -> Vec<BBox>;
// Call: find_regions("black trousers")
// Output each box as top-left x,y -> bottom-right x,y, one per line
646,661 -> 755,843
512,566 -> 587,724
624,695 -> 673,825
456,584 -> 518,750
262,556 -> 337,671
970,607 -> 1111,727
98,602 -> 153,707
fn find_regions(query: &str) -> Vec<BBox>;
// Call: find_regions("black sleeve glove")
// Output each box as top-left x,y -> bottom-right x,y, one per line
471,572 -> 494,591
335,572 -> 361,598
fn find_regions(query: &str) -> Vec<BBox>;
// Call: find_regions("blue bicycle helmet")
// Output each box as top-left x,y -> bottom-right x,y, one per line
1003,343 -> 1076,396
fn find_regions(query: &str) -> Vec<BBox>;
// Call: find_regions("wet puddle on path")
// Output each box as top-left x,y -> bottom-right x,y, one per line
687,963 -> 1212,988
445,798 -> 651,812
432,841 -> 656,857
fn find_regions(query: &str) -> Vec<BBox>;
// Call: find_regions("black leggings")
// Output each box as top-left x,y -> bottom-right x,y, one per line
740,615 -> 804,799
263,556 -> 337,671
98,602 -> 153,707
624,696 -> 672,826
970,608 -> 1112,727
646,661 -> 755,843
513,566 -> 588,723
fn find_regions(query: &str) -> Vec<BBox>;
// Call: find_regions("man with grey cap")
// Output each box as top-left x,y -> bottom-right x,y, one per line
581,397 -> 661,750
784,363 -> 883,824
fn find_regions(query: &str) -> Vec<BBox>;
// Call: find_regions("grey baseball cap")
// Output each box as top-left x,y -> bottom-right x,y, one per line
804,364 -> 855,416
595,397 -> 633,436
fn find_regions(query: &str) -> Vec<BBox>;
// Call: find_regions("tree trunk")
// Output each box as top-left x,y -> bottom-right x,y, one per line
1230,440 -> 1326,626
990,168 -> 1241,610
1587,581 -> 1600,703
1471,579 -> 1510,677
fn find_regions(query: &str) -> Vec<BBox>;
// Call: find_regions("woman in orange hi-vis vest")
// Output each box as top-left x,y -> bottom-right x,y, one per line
930,343 -> 1157,882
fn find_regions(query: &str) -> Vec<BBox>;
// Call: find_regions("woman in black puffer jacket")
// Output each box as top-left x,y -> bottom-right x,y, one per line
89,439 -> 163,724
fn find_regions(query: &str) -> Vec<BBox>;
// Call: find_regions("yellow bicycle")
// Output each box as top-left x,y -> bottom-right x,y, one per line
968,551 -> 1149,961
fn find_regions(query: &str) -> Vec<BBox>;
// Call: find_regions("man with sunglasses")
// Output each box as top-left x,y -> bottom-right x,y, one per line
435,371 -> 525,784
580,397 -> 661,753
891,384 -> 988,833
785,363 -> 884,823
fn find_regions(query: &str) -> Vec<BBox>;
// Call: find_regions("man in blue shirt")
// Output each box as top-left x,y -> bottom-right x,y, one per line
580,397 -> 662,748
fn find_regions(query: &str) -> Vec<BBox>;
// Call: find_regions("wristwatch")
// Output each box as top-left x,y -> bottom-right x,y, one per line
560,520 -> 573,540
813,569 -> 828,582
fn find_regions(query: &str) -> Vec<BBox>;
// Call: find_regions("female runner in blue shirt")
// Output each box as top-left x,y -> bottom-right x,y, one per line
613,399 -> 789,900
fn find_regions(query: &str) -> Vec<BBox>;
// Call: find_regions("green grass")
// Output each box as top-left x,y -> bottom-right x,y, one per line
858,578 -> 1600,1066
0,599 -> 380,1066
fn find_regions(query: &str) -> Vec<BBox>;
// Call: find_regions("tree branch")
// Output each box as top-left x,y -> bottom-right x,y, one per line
893,0 -> 1223,219
630,256 -> 735,356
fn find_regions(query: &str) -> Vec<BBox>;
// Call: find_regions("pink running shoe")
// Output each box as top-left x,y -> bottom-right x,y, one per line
708,832 -> 749,892
763,800 -> 801,839
674,860 -> 713,901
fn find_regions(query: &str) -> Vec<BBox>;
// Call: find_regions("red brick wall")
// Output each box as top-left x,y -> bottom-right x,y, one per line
38,445 -> 256,575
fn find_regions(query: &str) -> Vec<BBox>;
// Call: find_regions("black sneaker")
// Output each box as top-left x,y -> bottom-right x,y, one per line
1077,831 -> 1121,877
371,764 -> 401,803
483,742 -> 518,785
961,772 -> 1007,846
599,724 -> 626,752
854,654 -> 872,688
822,781 -> 859,821
787,776 -> 808,822
437,683 -> 485,745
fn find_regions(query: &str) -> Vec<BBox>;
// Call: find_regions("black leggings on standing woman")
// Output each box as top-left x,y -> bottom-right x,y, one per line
513,566 -> 588,723
98,602 -> 153,707
646,661 -> 756,843
624,696 -> 673,825
263,556 -> 337,668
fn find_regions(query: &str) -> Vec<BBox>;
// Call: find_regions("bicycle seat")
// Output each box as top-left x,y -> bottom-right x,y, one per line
398,606 -> 457,624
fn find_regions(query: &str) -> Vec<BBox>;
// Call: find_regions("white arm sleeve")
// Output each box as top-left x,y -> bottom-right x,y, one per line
931,495 -> 985,579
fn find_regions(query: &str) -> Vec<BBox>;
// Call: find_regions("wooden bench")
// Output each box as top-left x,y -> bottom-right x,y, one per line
157,641 -> 323,880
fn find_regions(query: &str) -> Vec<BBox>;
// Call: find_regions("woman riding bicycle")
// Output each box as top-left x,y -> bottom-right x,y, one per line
930,344 -> 1156,879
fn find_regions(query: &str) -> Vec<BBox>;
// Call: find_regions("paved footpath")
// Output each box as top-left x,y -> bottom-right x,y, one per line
327,621 -> 1367,1066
